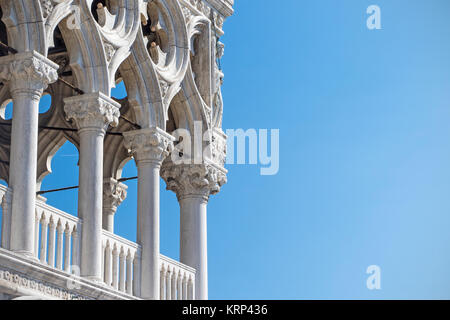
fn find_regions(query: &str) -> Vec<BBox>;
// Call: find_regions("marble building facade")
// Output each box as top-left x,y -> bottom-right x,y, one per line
0,0 -> 233,300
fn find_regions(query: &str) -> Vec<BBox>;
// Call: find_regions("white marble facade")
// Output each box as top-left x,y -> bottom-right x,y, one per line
0,0 -> 233,300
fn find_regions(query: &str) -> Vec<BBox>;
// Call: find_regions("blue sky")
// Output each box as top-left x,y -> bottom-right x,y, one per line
3,0 -> 450,299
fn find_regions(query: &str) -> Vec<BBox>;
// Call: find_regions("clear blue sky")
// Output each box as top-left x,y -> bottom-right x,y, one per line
3,0 -> 450,299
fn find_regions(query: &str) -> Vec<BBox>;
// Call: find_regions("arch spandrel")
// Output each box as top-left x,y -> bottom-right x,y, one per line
119,0 -> 190,130
56,0 -> 141,95
36,81 -> 80,191
0,0 -> 47,55
103,97 -> 135,180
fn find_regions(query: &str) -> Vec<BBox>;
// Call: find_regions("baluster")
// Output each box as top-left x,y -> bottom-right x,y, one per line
112,244 -> 119,289
39,213 -> 48,263
166,266 -> 172,300
188,275 -> 194,300
47,217 -> 56,267
182,273 -> 188,300
1,191 -> 11,249
119,247 -> 126,292
171,267 -> 177,300
133,254 -> 141,297
126,250 -> 133,294
101,240 -> 105,281
160,264 -> 166,300
72,226 -> 79,270
177,270 -> 182,300
56,220 -> 64,270
104,241 -> 112,285
64,223 -> 71,272
34,210 -> 40,257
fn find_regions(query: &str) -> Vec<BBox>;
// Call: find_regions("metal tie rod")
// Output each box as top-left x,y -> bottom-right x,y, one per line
37,176 -> 138,195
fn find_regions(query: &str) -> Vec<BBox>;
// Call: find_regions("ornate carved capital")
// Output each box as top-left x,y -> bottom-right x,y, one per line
161,160 -> 227,201
0,51 -> 58,98
123,127 -> 175,164
64,92 -> 121,131
103,178 -> 128,214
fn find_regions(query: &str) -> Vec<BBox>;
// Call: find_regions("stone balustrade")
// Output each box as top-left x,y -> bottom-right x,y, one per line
101,229 -> 141,295
34,197 -> 80,273
0,185 -> 196,300
160,255 -> 196,300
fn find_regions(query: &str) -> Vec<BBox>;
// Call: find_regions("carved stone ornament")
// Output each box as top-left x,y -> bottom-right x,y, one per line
40,0 -> 53,19
159,80 -> 170,98
0,268 -> 87,300
0,51 -> 59,96
183,0 -> 227,30
210,129 -> 227,167
104,43 -> 116,63
161,160 -> 227,201
123,127 -> 175,163
103,178 -> 128,213
64,92 -> 121,130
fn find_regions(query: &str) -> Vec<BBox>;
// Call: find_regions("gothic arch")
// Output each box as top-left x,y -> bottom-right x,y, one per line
119,0 -> 190,129
36,81 -> 80,191
0,0 -> 47,55
56,0 -> 141,95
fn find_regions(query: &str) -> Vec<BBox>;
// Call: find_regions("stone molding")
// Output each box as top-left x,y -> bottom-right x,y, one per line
161,160 -> 227,201
0,51 -> 58,98
103,178 -> 128,214
0,267 -> 86,300
64,92 -> 121,131
183,0 -> 234,27
123,127 -> 175,164
0,248 -> 139,300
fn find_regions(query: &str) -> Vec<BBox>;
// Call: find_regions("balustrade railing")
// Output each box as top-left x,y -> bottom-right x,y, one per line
101,229 -> 141,296
0,186 -> 196,300
34,197 -> 80,273
159,255 -> 195,300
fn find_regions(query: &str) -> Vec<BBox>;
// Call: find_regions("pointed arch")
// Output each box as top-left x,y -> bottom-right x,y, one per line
119,0 -> 190,129
56,0 -> 141,95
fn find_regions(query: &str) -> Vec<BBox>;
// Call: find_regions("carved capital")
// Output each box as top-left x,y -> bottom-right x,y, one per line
64,92 -> 120,131
0,51 -> 58,98
103,178 -> 128,214
123,127 -> 175,164
161,160 -> 227,201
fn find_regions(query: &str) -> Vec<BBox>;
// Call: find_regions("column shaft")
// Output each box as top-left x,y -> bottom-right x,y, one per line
180,196 -> 208,300
8,92 -> 40,256
137,160 -> 160,299
102,211 -> 115,232
0,51 -> 58,257
79,128 -> 105,280
161,162 -> 227,300
123,127 -> 174,300
64,92 -> 120,281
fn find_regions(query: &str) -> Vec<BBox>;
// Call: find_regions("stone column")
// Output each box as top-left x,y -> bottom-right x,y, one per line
102,178 -> 128,232
64,92 -> 120,281
0,51 -> 58,257
123,127 -> 174,300
161,161 -> 227,300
